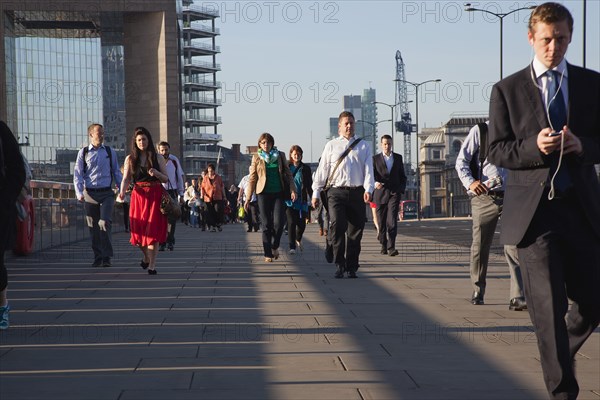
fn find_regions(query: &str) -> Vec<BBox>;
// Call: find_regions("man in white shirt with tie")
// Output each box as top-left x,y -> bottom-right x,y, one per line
312,111 -> 374,279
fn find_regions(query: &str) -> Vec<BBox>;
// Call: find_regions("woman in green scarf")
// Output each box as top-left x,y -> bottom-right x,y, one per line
245,133 -> 297,262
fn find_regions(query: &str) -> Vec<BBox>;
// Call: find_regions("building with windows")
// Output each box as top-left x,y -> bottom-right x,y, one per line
418,114 -> 488,218
180,1 -> 222,178
0,0 -> 221,182
328,117 -> 338,140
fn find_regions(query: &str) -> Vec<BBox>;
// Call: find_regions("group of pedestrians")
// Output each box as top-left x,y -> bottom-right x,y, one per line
74,124 -> 240,275
1,3 -> 597,398
180,167 -> 229,232
73,125 -> 184,275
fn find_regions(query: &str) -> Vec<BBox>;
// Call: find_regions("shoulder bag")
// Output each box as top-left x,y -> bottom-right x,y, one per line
319,138 -> 362,211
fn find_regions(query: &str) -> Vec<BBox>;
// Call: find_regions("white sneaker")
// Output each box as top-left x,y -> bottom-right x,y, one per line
289,249 -> 296,255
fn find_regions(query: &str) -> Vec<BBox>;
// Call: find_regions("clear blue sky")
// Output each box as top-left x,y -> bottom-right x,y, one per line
212,0 -> 600,163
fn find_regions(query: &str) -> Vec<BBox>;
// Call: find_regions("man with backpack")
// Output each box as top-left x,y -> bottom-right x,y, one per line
74,124 -> 123,268
455,121 -> 526,311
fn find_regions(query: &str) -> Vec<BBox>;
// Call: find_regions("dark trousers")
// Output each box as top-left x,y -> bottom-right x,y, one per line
84,189 -> 115,262
162,190 -> 178,246
257,192 -> 285,258
328,187 -> 366,271
375,191 -> 400,251
246,201 -> 260,231
317,203 -> 329,231
286,207 -> 306,249
0,207 -> 15,292
206,200 -> 223,227
122,201 -> 130,231
181,202 -> 190,225
517,194 -> 600,400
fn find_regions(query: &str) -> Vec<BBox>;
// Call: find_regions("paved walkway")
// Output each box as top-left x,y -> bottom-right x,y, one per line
1,221 -> 598,399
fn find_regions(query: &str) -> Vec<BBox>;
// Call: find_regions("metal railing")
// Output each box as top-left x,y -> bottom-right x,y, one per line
14,181 -> 127,256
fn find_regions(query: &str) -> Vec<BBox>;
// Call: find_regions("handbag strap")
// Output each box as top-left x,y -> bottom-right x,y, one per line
324,138 -> 362,189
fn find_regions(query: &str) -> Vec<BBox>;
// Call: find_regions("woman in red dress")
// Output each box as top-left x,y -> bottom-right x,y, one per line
119,127 -> 168,275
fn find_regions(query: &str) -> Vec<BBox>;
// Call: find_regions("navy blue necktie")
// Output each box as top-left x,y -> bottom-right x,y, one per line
547,70 -> 567,131
546,70 -> 571,192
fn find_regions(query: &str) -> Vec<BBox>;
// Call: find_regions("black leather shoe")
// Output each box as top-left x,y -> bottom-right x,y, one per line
167,244 -> 174,251
102,259 -> 112,268
471,291 -> 484,305
92,260 -> 102,268
509,297 -> 527,311
159,244 -> 166,252
334,265 -> 344,279
388,249 -> 399,257
325,243 -> 334,263
148,269 -> 157,275
347,270 -> 357,279
140,260 -> 149,270
380,247 -> 388,255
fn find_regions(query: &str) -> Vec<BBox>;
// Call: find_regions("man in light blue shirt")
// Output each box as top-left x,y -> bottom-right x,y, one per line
456,122 -> 525,311
73,124 -> 122,268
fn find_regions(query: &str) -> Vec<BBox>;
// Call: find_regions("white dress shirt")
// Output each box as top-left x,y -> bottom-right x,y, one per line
162,154 -> 185,196
532,57 -> 569,131
312,135 -> 374,198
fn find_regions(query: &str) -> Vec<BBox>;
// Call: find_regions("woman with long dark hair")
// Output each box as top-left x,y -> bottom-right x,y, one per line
244,133 -> 296,262
119,127 -> 168,275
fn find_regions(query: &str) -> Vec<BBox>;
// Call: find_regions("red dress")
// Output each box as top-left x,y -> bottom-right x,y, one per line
129,167 -> 167,247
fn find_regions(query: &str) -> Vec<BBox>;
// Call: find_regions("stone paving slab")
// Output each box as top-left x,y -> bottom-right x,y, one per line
1,220 -> 598,400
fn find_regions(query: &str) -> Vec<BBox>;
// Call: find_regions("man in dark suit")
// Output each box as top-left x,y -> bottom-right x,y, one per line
373,135 -> 407,256
487,3 -> 600,399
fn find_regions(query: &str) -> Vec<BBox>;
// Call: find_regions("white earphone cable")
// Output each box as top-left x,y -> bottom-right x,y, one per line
530,63 -> 567,201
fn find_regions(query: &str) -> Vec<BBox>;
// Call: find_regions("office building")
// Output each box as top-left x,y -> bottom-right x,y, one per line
0,0 -> 221,182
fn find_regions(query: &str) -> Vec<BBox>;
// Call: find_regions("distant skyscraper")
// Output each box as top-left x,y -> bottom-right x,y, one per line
361,88 -> 377,154
329,117 -> 338,139
343,95 -> 363,138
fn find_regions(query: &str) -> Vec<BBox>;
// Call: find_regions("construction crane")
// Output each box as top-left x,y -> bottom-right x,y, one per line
394,50 -> 413,169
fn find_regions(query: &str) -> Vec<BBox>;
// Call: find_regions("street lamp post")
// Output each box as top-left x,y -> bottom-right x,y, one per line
371,101 -> 400,144
355,119 -> 392,155
394,79 -> 441,221
464,3 -> 536,79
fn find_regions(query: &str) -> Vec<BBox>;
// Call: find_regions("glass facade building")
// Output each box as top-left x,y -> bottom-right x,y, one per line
2,11 -> 126,181
1,2 -> 185,183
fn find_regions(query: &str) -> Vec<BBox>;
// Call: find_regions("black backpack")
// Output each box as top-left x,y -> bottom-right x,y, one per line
468,123 -> 488,181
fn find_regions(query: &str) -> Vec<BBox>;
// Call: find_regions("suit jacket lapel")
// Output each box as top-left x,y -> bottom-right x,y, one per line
520,67 -> 550,134
375,153 -> 386,177
566,63 -> 578,129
